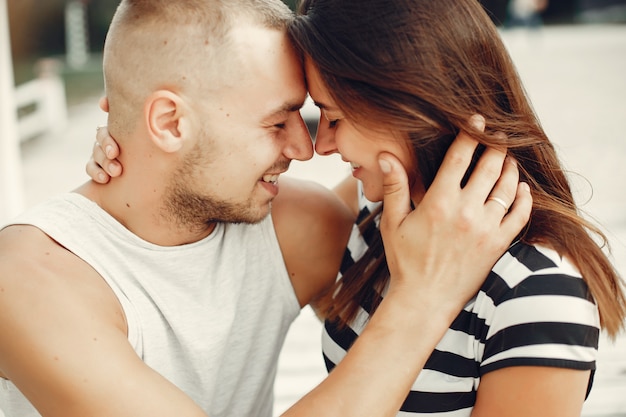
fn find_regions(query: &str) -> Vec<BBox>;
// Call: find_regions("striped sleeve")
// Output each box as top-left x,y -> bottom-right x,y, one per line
477,243 -> 600,376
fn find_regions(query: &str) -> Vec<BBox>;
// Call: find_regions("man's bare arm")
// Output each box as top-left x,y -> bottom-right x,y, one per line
0,226 -> 209,417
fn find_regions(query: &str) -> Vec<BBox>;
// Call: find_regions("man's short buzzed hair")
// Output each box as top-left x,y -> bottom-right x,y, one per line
103,0 -> 294,137
111,0 -> 294,35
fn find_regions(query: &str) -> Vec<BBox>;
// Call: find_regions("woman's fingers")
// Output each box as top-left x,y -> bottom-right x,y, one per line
86,139 -> 111,183
96,126 -> 122,176
430,131 -> 482,192
500,182 -> 532,242
87,126 -> 123,182
378,153 -> 412,234
96,126 -> 120,160
464,144 -> 507,202
481,155 -> 518,216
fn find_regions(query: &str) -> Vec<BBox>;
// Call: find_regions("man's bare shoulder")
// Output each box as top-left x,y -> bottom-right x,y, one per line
0,224 -> 76,289
0,226 -> 206,416
272,177 -> 354,307
0,224 -> 105,288
1,223 -> 67,260
0,224 -> 125,323
0,224 -> 126,378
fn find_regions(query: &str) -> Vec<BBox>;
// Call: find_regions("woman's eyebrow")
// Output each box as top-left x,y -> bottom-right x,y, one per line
313,100 -> 337,111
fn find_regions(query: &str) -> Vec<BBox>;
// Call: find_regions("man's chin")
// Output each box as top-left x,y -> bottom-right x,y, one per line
211,205 -> 271,225
245,205 -> 272,224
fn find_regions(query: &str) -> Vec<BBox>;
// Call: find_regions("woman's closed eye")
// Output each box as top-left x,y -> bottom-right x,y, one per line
322,109 -> 340,129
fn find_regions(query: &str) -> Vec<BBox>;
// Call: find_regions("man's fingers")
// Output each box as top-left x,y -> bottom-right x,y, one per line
379,153 -> 412,232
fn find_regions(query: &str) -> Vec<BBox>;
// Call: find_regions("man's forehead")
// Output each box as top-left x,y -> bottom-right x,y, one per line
198,22 -> 306,119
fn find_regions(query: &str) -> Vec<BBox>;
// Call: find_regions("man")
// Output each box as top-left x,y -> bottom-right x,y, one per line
0,1 -> 530,416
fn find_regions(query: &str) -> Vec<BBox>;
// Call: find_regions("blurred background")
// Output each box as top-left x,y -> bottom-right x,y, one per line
5,0 -> 626,109
1,1 -> 626,416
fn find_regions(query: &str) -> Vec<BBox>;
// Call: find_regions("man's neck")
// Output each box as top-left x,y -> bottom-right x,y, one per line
76,179 -> 216,247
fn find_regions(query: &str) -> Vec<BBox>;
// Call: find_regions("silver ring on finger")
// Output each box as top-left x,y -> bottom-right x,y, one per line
487,196 -> 509,212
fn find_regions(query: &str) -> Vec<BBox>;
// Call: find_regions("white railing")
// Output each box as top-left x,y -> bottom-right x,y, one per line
15,58 -> 68,142
1,0 -> 23,222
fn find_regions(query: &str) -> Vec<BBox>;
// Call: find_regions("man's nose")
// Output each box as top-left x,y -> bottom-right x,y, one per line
283,112 -> 314,161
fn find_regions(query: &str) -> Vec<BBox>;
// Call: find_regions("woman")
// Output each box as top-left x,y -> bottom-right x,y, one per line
285,0 -> 625,415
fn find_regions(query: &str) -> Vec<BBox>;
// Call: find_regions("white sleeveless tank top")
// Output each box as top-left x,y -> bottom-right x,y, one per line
0,193 -> 300,417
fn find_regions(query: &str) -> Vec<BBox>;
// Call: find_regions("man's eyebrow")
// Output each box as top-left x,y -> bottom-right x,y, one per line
269,101 -> 305,116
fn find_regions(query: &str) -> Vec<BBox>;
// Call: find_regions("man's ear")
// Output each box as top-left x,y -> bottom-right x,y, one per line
145,90 -> 188,153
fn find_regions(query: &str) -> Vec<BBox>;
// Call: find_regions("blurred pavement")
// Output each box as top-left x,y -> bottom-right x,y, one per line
8,24 -> 626,417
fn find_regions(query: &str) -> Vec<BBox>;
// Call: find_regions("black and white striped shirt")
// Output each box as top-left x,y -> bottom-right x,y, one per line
322,188 -> 600,416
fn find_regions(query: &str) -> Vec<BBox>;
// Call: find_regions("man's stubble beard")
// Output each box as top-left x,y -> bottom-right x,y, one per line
163,184 -> 267,228
160,139 -> 269,230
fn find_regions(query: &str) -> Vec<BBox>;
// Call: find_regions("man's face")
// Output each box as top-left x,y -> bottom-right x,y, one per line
163,25 -> 312,226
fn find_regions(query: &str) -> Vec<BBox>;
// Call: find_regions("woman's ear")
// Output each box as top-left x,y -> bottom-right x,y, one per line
145,90 -> 188,153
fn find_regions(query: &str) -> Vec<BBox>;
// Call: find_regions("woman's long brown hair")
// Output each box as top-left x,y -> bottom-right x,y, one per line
288,0 -> 626,337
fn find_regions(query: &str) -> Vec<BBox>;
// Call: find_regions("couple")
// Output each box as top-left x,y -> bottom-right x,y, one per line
1,0 -> 623,416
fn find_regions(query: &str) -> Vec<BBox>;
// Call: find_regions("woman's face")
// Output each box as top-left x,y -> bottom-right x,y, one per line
305,58 -> 420,203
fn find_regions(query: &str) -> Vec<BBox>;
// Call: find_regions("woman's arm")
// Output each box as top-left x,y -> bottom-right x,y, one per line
474,367 -> 590,417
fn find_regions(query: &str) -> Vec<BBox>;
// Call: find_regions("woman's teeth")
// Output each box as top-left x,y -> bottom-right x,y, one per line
350,162 -> 361,171
262,174 -> 279,184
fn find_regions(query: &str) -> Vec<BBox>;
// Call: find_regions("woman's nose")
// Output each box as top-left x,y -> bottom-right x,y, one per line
314,114 -> 338,156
